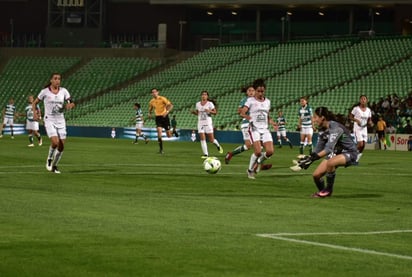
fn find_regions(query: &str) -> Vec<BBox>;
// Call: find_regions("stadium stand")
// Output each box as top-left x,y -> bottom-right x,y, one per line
2,37 -> 412,131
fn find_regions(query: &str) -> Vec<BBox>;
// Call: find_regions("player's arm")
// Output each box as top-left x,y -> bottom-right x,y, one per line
164,103 -> 173,117
65,98 -> 75,110
36,105 -> 42,121
32,98 -> 40,120
349,112 -> 362,126
239,106 -> 251,122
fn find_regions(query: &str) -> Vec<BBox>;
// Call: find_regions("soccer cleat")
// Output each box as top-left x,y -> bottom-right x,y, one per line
224,152 -> 233,164
28,144 -> 35,147
247,169 -> 255,179
0,135 -> 3,138
311,191 -> 322,198
158,150 -> 164,155
52,166 -> 61,174
217,146 -> 223,154
289,142 -> 293,149
46,159 -> 53,171
201,155 -> 209,159
38,138 -> 42,146
11,136 -> 14,139
145,138 -> 149,144
261,164 -> 272,170
318,189 -> 332,197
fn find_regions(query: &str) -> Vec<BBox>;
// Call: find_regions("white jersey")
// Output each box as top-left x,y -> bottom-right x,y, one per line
196,101 -> 215,126
351,106 -> 371,130
37,87 -> 71,122
244,97 -> 271,130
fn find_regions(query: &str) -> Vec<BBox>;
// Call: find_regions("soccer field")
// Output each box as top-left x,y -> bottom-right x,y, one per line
1,136 -> 411,276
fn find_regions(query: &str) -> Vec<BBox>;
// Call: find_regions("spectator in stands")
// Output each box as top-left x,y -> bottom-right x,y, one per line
191,90 -> 223,158
386,122 -> 396,134
0,97 -> 16,139
32,72 -> 75,174
349,95 -> 373,163
404,120 -> 412,134
298,96 -> 314,155
408,136 -> 412,151
148,88 -> 173,154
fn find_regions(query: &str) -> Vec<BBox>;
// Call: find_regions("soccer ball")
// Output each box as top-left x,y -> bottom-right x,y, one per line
203,157 -> 222,174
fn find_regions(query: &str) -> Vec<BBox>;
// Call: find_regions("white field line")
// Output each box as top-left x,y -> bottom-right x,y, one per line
257,230 -> 412,261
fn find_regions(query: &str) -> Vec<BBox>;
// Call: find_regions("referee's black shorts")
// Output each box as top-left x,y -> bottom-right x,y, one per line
155,115 -> 171,131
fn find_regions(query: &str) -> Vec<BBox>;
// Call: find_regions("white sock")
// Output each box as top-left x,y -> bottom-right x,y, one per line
53,151 -> 63,166
213,139 -> 220,148
200,140 -> 208,156
48,146 -> 56,160
249,153 -> 260,171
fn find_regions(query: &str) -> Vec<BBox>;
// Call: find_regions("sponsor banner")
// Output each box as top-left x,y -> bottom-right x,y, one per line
122,127 -> 179,141
1,124 -> 26,135
365,133 -> 411,151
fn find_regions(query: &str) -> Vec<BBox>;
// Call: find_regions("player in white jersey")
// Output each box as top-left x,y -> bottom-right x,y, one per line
239,79 -> 274,179
32,72 -> 75,174
191,90 -> 223,158
23,95 -> 43,147
1,98 -> 16,139
349,95 -> 373,163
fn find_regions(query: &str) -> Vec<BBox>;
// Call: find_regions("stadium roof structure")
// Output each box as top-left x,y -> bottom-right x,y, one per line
108,0 -> 412,4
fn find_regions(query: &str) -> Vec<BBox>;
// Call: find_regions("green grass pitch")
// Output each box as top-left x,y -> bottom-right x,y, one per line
1,136 -> 411,276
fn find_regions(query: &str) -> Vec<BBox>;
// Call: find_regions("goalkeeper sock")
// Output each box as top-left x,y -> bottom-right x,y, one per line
308,144 -> 313,154
326,171 -> 336,191
299,144 -> 304,154
314,178 -> 325,191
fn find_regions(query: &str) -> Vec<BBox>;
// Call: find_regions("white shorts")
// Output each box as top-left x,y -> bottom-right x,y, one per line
44,119 -> 67,139
198,123 -> 214,134
135,122 -> 144,130
26,120 -> 39,131
277,130 -> 287,137
3,117 -> 13,125
300,126 -> 313,136
241,127 -> 251,141
250,128 -> 273,144
353,127 -> 368,143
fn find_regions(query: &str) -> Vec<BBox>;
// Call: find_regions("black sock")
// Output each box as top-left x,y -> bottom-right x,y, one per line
158,138 -> 163,151
326,172 -> 336,191
314,178 -> 325,191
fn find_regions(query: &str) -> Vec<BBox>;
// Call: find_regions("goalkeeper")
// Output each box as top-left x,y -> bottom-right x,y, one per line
291,107 -> 358,198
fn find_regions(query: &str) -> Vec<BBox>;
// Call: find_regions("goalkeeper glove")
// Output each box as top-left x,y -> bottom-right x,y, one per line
290,152 -> 320,171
